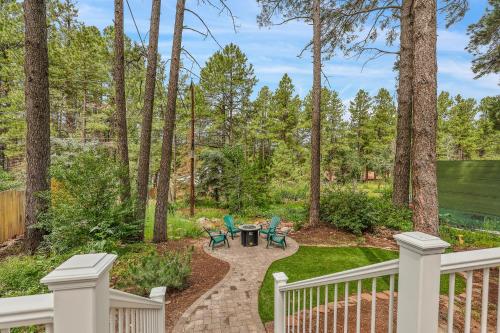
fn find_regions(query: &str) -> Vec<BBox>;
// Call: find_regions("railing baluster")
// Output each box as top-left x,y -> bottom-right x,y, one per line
481,268 -> 490,333
324,285 -> 329,333
316,286 -> 320,333
371,278 -> 376,333
465,270 -> 474,333
298,288 -> 301,333
344,281 -> 349,333
448,273 -> 455,333
309,287 -> 313,333
118,308 -> 124,333
283,291 -> 290,332
388,274 -> 394,333
125,309 -> 130,333
303,288 -> 306,333
288,290 -> 291,333
45,324 -> 53,333
333,283 -> 338,333
132,309 -> 136,333
293,290 -> 296,333
356,280 -> 361,333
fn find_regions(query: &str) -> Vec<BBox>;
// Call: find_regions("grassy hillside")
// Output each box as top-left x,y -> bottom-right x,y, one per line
437,160 -> 500,217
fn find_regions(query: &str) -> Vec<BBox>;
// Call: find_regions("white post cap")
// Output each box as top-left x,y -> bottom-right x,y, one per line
273,272 -> 288,283
41,253 -> 117,291
150,287 -> 167,301
394,232 -> 450,255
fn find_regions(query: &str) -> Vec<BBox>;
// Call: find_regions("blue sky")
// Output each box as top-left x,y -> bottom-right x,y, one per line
78,0 -> 499,103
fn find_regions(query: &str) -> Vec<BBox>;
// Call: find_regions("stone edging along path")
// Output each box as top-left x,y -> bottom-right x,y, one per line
172,235 -> 299,333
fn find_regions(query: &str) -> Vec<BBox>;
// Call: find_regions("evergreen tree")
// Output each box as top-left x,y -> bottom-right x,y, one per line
348,89 -> 371,180
200,43 -> 257,146
367,88 -> 396,178
466,0 -> 499,78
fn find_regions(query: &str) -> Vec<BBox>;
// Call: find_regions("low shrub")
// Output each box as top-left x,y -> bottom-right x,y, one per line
0,169 -> 21,191
320,187 -> 413,234
114,247 -> 192,296
320,188 -> 374,235
39,150 -> 138,253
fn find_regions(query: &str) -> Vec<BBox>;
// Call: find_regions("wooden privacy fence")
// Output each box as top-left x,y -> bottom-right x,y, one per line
0,190 -> 25,242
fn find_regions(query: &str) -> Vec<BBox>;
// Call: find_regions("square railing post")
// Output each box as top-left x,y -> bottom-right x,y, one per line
41,253 -> 117,333
150,287 -> 167,333
273,272 -> 288,333
395,232 -> 449,333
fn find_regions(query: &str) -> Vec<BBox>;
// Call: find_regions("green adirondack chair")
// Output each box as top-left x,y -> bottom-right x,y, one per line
260,216 -> 281,240
267,228 -> 290,250
223,215 -> 241,240
204,227 -> 229,250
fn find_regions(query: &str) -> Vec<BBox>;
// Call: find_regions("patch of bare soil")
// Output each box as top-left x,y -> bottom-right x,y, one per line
289,224 -> 399,250
156,238 -> 230,331
0,236 -> 24,260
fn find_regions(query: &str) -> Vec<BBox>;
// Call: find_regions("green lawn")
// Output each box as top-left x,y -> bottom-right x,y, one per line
259,246 -> 465,323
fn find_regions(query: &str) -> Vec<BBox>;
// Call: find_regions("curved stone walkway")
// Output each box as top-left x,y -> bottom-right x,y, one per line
173,235 -> 299,333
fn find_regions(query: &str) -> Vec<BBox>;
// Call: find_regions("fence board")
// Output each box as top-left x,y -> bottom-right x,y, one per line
0,190 -> 25,242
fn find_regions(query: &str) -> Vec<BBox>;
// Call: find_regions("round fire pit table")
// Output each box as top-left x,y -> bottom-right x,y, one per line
239,224 -> 260,247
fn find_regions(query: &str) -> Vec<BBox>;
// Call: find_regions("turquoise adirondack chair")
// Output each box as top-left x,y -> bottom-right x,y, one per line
223,215 -> 241,240
267,227 -> 290,250
204,227 -> 229,250
260,216 -> 281,240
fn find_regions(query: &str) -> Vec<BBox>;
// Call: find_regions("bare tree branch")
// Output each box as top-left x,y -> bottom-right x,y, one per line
185,8 -> 223,49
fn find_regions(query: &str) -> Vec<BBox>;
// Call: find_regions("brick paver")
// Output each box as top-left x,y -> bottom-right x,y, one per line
173,233 -> 299,333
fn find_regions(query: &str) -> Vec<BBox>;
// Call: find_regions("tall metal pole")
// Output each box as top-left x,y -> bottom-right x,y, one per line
189,81 -> 195,217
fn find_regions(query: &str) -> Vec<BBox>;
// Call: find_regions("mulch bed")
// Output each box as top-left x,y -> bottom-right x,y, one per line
156,238 -> 230,331
289,223 -> 399,251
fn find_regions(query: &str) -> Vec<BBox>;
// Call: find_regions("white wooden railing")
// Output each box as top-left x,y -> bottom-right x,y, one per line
0,253 -> 166,333
274,231 -> 500,333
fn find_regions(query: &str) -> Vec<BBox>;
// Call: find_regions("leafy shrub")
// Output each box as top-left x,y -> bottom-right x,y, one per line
440,225 -> 500,249
0,254 -> 69,297
320,188 -> 374,235
114,248 -> 192,296
370,197 -> 413,231
40,150 -> 138,253
0,169 -> 21,191
320,187 -> 412,234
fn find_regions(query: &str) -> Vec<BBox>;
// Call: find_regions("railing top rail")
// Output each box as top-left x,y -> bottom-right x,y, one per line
109,288 -> 163,310
441,247 -> 500,274
280,259 -> 399,291
0,293 -> 53,329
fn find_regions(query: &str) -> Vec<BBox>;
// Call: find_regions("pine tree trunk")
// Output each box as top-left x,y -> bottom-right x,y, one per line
153,0 -> 185,243
411,0 -> 439,236
309,0 -> 321,226
392,0 -> 413,207
114,0 -> 131,202
23,0 -> 51,253
136,0 -> 162,238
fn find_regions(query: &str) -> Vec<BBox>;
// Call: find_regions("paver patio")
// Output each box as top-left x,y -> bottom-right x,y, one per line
173,233 -> 299,333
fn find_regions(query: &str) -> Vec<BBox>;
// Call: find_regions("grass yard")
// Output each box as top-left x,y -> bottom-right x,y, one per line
258,246 -> 465,323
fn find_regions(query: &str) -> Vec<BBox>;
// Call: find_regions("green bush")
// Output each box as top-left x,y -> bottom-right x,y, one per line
0,254 -> 69,297
114,248 -> 192,296
320,187 -> 412,234
320,188 -> 374,235
0,169 -> 21,191
370,197 -> 413,231
40,150 -> 138,253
